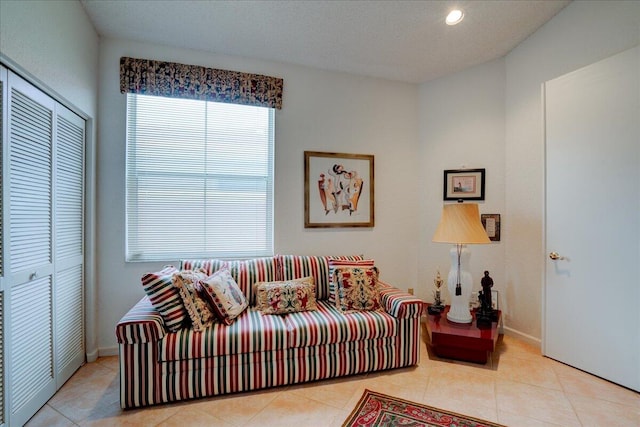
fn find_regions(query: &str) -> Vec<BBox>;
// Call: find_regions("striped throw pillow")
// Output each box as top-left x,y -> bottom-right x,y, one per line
141,265 -> 187,332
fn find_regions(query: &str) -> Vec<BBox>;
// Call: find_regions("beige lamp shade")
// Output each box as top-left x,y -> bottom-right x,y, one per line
432,203 -> 490,244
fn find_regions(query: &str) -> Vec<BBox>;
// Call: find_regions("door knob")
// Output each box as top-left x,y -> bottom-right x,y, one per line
549,252 -> 565,260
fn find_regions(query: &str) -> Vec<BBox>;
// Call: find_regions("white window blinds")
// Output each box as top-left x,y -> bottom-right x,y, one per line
126,94 -> 274,261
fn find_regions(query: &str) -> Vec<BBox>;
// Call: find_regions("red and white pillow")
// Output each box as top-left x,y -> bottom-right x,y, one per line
197,268 -> 249,325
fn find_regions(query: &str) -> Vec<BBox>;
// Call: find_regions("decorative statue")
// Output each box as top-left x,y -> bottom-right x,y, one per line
481,270 -> 493,310
476,270 -> 498,327
428,270 -> 445,314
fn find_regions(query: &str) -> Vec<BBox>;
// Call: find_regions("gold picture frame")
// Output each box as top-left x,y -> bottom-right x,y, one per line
304,151 -> 374,228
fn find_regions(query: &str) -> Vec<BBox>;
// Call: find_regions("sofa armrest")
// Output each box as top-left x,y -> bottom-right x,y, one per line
116,296 -> 168,344
378,280 -> 425,319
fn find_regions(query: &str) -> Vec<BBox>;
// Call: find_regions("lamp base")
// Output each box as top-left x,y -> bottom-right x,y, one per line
446,303 -> 473,323
445,245 -> 473,324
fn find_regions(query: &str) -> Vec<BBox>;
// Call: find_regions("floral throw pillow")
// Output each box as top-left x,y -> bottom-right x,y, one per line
328,259 -> 376,304
334,266 -> 382,313
197,268 -> 248,325
255,277 -> 317,315
172,270 -> 215,331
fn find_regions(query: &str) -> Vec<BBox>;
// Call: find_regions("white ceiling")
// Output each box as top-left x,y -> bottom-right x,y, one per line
80,0 -> 570,83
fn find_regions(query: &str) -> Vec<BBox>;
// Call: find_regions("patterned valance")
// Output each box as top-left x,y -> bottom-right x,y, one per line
120,57 -> 283,109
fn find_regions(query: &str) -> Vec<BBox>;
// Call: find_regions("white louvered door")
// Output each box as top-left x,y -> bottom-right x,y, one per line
7,71 -> 57,427
1,64 -> 6,427
1,68 -> 86,426
53,105 -> 85,387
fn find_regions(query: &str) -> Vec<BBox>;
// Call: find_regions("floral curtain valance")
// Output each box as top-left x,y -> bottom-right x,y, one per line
120,56 -> 283,109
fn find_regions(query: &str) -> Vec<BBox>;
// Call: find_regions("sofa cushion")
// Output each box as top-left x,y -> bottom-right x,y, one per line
278,255 -> 363,301
158,307 -> 289,361
180,257 -> 278,304
255,277 -> 317,315
172,270 -> 215,331
141,265 -> 188,332
334,265 -> 382,313
284,301 -> 397,348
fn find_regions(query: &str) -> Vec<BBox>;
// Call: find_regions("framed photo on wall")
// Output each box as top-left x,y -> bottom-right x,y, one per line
443,168 -> 485,201
304,151 -> 374,228
481,213 -> 501,241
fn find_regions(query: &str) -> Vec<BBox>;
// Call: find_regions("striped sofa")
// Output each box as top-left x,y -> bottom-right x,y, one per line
116,255 -> 424,409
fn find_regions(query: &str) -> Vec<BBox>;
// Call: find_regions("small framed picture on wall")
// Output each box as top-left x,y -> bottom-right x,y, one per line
481,213 -> 501,241
443,168 -> 485,201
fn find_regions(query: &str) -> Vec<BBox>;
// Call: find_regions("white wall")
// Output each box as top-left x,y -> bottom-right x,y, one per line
0,0 -> 100,357
504,0 -> 639,340
97,38 -> 419,353
5,0 -> 637,355
0,0 -> 98,116
418,0 -> 639,343
418,58 -> 506,309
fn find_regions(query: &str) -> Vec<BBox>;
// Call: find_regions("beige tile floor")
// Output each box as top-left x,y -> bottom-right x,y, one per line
26,323 -> 639,427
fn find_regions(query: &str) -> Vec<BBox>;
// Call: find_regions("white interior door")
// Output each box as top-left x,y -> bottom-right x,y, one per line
544,46 -> 639,391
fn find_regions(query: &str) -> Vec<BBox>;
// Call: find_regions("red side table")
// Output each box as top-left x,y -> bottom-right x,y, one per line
425,305 -> 501,364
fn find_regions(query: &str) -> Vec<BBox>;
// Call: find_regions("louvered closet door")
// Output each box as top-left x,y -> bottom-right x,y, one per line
7,72 -> 56,427
2,68 -> 86,426
53,104 -> 85,387
1,64 -> 7,427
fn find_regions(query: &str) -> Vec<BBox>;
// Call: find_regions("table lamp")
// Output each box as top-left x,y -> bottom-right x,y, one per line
432,202 -> 490,323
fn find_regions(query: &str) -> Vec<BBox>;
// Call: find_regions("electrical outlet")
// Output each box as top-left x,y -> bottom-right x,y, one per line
408,288 -> 414,295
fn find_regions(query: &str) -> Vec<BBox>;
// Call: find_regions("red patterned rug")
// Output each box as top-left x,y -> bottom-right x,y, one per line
343,389 -> 506,427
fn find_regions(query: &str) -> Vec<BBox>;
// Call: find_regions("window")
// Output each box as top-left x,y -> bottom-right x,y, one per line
126,94 -> 274,261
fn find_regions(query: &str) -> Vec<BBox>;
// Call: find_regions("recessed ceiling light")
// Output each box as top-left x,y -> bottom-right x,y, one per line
445,9 -> 464,26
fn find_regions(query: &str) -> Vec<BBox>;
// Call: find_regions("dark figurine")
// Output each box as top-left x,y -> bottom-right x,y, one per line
481,270 -> 493,310
476,271 -> 498,328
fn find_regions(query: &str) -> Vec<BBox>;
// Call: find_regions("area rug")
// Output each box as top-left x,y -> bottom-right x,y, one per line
343,389 -> 506,427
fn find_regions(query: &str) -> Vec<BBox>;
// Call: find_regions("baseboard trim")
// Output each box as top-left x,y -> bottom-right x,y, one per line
503,326 -> 541,349
98,346 -> 119,357
86,348 -> 99,363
